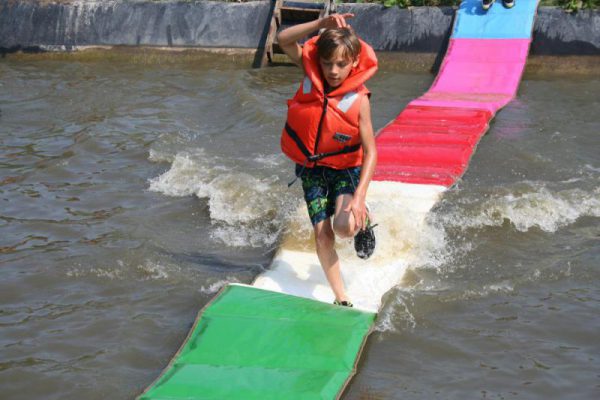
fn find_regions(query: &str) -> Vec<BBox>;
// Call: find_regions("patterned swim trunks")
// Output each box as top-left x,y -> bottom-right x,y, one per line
295,164 -> 361,226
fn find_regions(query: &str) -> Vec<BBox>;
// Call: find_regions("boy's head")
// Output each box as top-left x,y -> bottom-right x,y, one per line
316,27 -> 361,89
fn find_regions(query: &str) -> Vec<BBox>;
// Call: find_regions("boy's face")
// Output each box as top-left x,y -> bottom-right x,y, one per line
319,48 -> 359,89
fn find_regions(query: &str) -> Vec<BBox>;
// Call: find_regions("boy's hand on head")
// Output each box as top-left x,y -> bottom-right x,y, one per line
319,13 -> 355,30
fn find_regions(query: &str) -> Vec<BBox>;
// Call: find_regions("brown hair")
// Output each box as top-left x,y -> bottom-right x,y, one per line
316,27 -> 361,61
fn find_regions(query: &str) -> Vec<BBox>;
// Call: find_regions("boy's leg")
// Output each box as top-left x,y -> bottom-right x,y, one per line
297,165 -> 349,302
313,219 -> 349,302
331,167 -> 377,260
330,166 -> 362,238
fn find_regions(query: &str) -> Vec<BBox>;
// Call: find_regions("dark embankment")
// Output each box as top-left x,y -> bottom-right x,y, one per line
1,1 -> 598,72
0,0 -> 271,51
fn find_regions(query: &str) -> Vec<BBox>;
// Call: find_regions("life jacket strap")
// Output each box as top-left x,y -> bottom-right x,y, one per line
284,122 -> 361,163
285,123 -> 362,187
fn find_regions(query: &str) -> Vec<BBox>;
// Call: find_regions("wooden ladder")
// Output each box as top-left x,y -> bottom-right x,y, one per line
254,0 -> 336,68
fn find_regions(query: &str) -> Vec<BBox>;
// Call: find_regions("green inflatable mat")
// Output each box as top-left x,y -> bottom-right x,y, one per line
138,284 -> 376,400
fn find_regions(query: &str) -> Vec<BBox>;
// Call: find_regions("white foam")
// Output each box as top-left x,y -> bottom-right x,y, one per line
583,164 -> 600,173
375,294 -> 417,333
148,150 -> 292,248
253,154 -> 285,167
148,151 -> 208,197
252,179 -> 600,313
206,174 -> 276,224
438,183 -> 600,233
148,148 -> 174,163
211,225 -> 281,249
136,261 -> 175,281
150,150 -> 599,315
252,181 -> 446,312
199,278 -> 240,295
65,259 -> 183,281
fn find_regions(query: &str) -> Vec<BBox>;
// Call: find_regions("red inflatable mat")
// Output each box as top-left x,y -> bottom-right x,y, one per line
374,105 -> 492,186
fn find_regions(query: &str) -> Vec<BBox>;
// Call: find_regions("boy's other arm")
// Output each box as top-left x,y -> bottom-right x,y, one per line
276,14 -> 355,69
345,95 -> 377,230
356,95 -> 377,201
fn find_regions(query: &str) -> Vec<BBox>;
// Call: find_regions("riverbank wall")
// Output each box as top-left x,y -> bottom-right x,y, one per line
1,1 -> 598,68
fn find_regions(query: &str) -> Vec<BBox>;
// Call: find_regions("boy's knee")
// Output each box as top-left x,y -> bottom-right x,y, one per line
333,219 -> 354,239
315,227 -> 335,249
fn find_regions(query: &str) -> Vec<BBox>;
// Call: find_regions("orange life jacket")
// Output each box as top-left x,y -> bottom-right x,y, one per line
281,35 -> 378,170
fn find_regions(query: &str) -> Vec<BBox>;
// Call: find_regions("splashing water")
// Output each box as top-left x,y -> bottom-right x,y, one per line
436,182 -> 600,233
148,149 -> 297,248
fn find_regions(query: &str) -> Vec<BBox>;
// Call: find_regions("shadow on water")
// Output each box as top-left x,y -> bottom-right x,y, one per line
162,248 -> 276,276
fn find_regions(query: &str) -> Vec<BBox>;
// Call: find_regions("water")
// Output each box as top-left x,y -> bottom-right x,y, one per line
0,54 -> 598,399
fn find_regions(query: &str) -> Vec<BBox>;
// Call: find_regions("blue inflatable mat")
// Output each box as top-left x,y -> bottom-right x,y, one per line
453,0 -> 539,39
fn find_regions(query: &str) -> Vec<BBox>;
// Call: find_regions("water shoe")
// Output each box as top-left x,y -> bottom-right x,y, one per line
354,214 -> 377,260
333,300 -> 354,307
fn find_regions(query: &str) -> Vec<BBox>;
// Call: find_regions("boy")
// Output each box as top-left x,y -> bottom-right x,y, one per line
277,14 -> 378,307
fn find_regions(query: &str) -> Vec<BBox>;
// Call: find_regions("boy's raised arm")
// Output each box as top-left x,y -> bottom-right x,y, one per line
276,13 -> 355,68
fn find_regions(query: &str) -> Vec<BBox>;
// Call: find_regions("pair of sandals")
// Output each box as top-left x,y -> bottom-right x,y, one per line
483,0 -> 515,10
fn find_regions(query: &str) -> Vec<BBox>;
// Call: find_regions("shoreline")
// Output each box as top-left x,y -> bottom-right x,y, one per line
4,45 -> 599,76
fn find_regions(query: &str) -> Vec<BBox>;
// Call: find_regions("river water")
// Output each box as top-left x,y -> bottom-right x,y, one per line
0,54 -> 598,400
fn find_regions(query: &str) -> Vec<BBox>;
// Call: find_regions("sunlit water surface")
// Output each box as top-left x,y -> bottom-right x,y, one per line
0,56 -> 598,399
